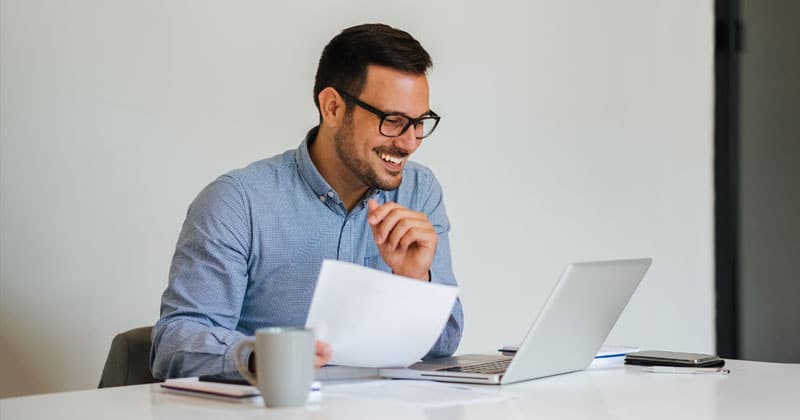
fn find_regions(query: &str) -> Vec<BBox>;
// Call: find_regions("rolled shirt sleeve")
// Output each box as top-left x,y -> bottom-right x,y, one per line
151,176 -> 253,379
418,172 -> 464,359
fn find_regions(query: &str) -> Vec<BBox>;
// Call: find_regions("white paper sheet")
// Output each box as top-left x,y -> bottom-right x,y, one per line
323,380 -> 516,408
305,259 -> 458,368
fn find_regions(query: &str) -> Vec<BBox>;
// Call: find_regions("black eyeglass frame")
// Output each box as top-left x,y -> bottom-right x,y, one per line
333,88 -> 441,139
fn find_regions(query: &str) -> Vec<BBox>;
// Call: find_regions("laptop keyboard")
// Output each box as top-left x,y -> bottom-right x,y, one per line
439,358 -> 511,374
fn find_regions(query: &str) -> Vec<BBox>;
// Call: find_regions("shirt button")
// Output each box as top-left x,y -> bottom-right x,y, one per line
319,195 -> 326,202
327,191 -> 335,198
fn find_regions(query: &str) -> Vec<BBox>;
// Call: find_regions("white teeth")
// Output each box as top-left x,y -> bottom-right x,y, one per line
379,152 -> 402,164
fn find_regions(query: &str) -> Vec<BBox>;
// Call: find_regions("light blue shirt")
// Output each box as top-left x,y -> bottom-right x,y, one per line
150,127 -> 464,379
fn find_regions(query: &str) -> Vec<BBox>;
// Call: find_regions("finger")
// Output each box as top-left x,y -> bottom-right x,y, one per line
396,225 -> 438,252
315,354 -> 327,368
368,201 -> 403,225
315,341 -> 332,368
384,211 -> 429,247
315,353 -> 331,368
385,218 -> 434,251
367,198 -> 380,213
316,340 -> 331,357
372,207 -> 427,245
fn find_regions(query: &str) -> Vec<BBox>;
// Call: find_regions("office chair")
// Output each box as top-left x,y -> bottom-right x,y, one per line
98,326 -> 161,388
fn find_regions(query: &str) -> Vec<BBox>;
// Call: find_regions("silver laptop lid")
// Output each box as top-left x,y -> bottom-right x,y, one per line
500,258 -> 651,384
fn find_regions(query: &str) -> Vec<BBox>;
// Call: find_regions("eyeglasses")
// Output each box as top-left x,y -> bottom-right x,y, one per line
334,88 -> 441,139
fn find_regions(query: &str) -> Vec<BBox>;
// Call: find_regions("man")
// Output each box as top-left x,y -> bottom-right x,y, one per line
151,23 -> 463,379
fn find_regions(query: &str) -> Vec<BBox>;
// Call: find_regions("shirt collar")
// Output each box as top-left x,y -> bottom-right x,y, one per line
295,126 -> 333,200
295,126 -> 384,209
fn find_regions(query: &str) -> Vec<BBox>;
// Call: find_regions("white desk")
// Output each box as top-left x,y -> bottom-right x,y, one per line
2,360 -> 798,420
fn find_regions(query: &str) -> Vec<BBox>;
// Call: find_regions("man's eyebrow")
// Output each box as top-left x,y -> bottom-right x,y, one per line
383,109 -> 433,119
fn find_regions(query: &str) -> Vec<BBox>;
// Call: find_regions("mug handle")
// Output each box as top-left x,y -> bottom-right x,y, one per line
232,340 -> 258,386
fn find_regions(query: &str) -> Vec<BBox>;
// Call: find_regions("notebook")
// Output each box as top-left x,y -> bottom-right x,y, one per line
379,258 -> 652,385
161,377 -> 260,398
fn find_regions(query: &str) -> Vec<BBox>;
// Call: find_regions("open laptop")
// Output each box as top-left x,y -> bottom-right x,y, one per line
380,258 -> 652,385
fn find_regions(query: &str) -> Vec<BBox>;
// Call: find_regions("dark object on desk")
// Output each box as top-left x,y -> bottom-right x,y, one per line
625,350 -> 725,368
98,326 -> 162,388
198,374 -> 250,386
161,378 -> 260,399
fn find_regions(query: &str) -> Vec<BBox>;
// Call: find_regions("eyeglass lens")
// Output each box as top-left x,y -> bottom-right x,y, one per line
381,115 -> 437,138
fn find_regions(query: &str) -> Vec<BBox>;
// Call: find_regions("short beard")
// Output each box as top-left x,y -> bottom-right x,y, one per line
333,111 -> 403,191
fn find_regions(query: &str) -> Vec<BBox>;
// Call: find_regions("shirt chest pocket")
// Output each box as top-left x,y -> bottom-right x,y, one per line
363,254 -> 391,273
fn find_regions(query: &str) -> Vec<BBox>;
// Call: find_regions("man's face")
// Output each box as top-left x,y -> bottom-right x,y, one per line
333,65 -> 430,191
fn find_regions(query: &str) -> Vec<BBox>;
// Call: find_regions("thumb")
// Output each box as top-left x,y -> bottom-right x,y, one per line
367,198 -> 379,213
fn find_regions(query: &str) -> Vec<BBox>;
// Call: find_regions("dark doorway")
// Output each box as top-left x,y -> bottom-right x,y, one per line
715,0 -> 800,362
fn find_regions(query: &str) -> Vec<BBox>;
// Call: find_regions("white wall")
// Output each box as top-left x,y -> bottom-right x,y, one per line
0,0 -> 714,397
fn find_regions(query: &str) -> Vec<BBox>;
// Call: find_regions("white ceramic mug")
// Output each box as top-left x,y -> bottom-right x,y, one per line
233,327 -> 315,408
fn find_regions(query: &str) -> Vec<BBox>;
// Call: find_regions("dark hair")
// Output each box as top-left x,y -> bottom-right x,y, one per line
313,24 -> 432,116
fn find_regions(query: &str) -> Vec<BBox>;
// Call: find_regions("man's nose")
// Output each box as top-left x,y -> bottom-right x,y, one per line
392,124 -> 421,152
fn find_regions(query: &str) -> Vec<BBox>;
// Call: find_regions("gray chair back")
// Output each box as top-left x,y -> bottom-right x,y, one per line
98,326 -> 161,388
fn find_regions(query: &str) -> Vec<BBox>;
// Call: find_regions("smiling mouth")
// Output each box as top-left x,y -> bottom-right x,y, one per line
378,151 -> 405,165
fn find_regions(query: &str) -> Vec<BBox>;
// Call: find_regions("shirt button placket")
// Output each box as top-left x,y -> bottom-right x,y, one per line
338,217 -> 350,262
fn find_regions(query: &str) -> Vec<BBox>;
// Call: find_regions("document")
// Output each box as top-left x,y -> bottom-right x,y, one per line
305,259 -> 458,368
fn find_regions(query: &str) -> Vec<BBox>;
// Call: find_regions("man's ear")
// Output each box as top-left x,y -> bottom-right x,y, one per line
318,87 -> 346,128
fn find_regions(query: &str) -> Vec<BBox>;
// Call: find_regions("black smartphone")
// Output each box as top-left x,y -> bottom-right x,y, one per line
625,350 -> 725,367
198,374 -> 250,386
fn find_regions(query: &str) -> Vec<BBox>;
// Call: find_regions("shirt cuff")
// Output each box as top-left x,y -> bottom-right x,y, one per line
222,334 -> 254,377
